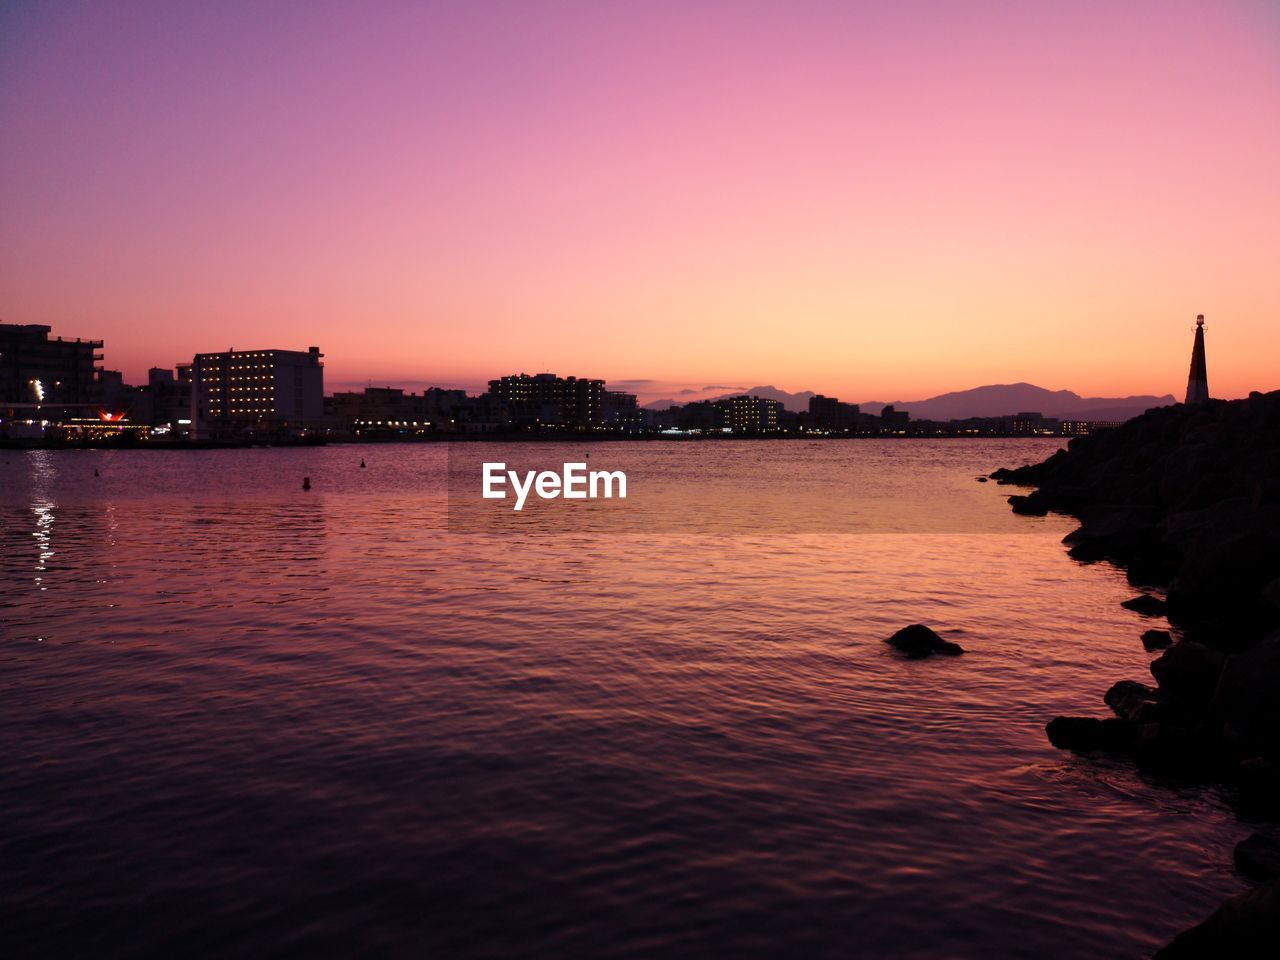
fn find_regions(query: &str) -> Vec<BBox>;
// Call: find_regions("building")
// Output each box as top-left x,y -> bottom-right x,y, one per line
808,394 -> 861,431
1185,314 -> 1209,405
1010,411 -> 1060,436
126,366 -> 194,436
191,347 -> 324,438
1057,420 -> 1124,437
715,395 -> 781,433
99,370 -> 129,413
328,385 -> 469,433
0,323 -> 103,429
486,373 -> 617,428
879,404 -> 910,432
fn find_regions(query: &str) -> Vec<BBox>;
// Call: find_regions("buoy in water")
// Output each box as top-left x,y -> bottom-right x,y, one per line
93,468 -> 100,477
360,459 -> 366,469
302,476 -> 312,491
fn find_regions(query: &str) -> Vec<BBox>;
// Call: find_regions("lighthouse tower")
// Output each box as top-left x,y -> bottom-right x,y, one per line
1184,314 -> 1209,405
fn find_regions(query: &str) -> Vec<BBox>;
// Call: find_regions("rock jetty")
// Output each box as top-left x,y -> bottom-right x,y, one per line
994,390 -> 1280,954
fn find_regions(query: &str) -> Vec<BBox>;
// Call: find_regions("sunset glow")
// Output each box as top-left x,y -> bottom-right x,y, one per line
2,0 -> 1278,401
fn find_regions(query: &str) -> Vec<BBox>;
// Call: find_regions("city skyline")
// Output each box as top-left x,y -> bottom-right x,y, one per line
4,2 -> 1280,401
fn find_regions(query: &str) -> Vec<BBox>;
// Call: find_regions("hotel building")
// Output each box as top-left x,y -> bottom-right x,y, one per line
0,323 -> 103,432
486,372 -> 607,427
715,395 -> 782,433
191,346 -> 324,438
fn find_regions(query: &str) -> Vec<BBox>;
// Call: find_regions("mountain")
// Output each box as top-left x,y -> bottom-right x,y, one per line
644,385 -> 816,412
856,383 -> 1175,422
645,381 -> 1176,421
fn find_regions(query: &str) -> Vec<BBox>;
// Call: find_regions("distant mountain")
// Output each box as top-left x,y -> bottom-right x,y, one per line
645,381 -> 1176,421
644,385 -> 816,412
857,383 -> 1175,422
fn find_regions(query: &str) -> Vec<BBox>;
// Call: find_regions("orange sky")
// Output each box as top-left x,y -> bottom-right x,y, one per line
2,1 -> 1278,403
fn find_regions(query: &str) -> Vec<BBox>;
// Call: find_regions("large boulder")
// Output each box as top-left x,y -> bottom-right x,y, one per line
1045,716 -> 1135,752
1263,576 -> 1280,612
1163,501 -> 1280,622
1237,758 -> 1280,815
1104,680 -> 1169,723
1211,631 -> 1280,755
1062,504 -> 1162,569
1142,629 -> 1174,651
1155,879 -> 1280,958
1122,594 -> 1169,616
884,624 -> 963,659
1234,832 -> 1280,882
1008,493 -> 1049,516
1150,641 -> 1227,707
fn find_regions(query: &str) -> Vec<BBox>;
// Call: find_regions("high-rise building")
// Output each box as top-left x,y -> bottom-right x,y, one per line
486,373 -> 609,427
1185,314 -> 1209,405
191,347 -> 324,438
879,404 -> 910,432
715,395 -> 781,433
0,323 -> 104,420
808,394 -> 860,430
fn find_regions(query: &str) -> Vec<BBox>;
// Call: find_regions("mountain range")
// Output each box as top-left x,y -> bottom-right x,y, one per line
644,382 -> 1176,422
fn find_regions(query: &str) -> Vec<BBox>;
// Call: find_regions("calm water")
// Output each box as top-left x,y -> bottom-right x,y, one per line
0,442 -> 1247,959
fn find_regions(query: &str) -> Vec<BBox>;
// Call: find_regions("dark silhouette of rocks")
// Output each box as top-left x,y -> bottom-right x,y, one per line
1045,716 -> 1135,752
1122,594 -> 1168,616
1152,880 -> 1280,958
884,624 -> 963,659
1238,758 -> 1280,814
1149,641 -> 1227,708
998,390 -> 1280,950
1235,832 -> 1280,883
1007,493 -> 1049,516
1103,680 -> 1170,724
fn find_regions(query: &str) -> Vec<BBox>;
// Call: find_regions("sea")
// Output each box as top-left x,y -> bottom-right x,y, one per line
0,441 -> 1248,958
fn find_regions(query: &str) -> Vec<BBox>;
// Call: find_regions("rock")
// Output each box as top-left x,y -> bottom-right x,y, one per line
1062,505 -> 1161,566
884,624 -> 963,659
1237,758 -> 1280,815
1142,629 -> 1173,651
1045,716 -> 1134,752
1263,576 -> 1280,611
1150,641 -> 1227,707
1163,501 -> 1280,617
1122,594 -> 1168,616
1104,680 -> 1169,723
1155,878 -> 1280,958
975,476 -> 989,483
1008,493 -> 1049,516
1235,832 -> 1280,882
1212,631 -> 1280,752
1128,719 -> 1218,777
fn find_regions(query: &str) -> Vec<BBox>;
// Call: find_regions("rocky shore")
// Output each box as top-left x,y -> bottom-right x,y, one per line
993,389 -> 1280,957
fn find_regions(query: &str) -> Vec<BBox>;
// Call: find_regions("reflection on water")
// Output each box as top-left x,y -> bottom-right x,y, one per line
0,443 -> 1248,959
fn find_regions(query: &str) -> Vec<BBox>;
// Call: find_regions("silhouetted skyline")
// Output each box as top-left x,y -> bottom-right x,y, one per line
3,2 -> 1278,399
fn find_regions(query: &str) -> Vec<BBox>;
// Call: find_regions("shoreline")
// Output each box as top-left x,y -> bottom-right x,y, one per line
1,433 -> 1071,451
994,389 -> 1280,955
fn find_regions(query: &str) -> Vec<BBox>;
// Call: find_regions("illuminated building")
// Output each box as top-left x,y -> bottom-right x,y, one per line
715,395 -> 781,433
0,323 -> 103,428
191,346 -> 324,438
486,373 -> 608,427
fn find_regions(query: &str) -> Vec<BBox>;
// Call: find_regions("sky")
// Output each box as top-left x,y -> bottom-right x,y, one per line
2,0 -> 1278,404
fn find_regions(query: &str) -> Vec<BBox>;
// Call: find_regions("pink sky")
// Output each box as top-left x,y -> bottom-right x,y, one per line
2,0 -> 1278,403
